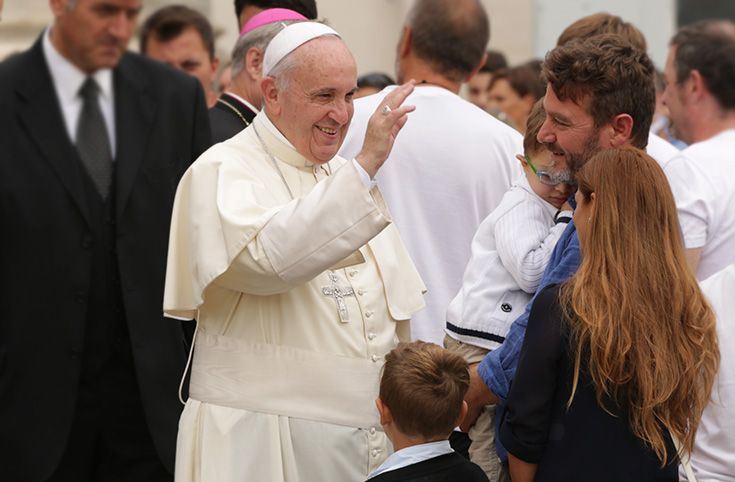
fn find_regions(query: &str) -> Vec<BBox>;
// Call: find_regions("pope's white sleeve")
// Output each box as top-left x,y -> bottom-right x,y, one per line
494,199 -> 567,293
213,161 -> 390,296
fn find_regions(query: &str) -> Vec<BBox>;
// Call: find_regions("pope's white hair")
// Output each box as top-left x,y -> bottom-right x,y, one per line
268,50 -> 301,91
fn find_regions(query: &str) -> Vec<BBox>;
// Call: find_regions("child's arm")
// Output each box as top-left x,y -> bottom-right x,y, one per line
494,199 -> 572,293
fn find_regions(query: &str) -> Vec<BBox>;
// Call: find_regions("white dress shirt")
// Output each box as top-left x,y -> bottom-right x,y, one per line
367,440 -> 454,479
42,27 -> 116,157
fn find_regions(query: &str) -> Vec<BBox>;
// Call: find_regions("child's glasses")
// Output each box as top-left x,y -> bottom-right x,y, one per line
524,155 -> 576,186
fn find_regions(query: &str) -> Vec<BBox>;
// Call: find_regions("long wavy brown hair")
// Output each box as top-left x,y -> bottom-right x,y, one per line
560,147 -> 719,464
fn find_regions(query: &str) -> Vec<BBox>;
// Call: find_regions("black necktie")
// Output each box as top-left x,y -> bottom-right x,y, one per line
76,77 -> 113,198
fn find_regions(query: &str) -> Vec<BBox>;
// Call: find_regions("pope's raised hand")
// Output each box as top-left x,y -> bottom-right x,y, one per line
355,81 -> 416,178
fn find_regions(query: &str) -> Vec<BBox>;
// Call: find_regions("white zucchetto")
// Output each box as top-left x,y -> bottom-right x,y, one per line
263,22 -> 341,76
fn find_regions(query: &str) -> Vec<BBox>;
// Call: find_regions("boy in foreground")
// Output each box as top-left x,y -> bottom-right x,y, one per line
367,342 -> 489,481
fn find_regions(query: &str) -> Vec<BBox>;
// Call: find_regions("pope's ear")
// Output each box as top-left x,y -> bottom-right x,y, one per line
261,76 -> 280,114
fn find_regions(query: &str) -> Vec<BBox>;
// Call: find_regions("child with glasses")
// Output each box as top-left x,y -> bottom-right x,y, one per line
444,99 -> 574,480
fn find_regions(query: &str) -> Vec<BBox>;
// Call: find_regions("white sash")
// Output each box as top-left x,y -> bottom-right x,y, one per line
187,329 -> 383,429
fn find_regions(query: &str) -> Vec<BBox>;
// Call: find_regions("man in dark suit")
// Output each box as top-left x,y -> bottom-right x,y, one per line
0,0 -> 211,481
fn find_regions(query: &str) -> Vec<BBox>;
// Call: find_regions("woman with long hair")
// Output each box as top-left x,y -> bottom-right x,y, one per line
499,147 -> 719,481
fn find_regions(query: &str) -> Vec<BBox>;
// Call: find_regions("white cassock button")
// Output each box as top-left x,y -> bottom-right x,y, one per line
349,269 -> 358,277
371,354 -> 379,363
357,289 -> 365,296
371,449 -> 380,457
368,332 -> 376,340
365,311 -> 373,318
370,427 -> 376,435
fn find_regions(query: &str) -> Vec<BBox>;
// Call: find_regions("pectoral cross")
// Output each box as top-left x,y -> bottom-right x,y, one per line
322,272 -> 355,322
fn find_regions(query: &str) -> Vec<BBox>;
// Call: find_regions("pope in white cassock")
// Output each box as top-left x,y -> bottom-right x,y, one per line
163,22 -> 426,482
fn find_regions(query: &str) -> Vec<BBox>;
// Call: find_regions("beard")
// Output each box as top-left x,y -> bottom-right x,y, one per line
566,128 -> 603,173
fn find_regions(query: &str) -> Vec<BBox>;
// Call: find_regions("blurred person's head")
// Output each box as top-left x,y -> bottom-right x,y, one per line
663,20 -> 735,144
557,12 -> 647,51
396,0 -> 489,93
218,62 -> 233,94
140,5 -> 219,106
229,10 -> 306,107
563,146 -> 719,463
487,60 -> 545,132
49,0 -> 142,73
539,34 -> 655,173
356,72 -> 395,99
261,23 -> 357,165
516,99 -> 574,209
377,341 -> 469,447
466,49 -> 507,110
233,0 -> 317,29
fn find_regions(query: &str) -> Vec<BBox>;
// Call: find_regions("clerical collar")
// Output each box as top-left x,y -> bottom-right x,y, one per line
253,112 -> 317,170
42,27 -> 113,112
260,111 -> 296,150
223,91 -> 260,115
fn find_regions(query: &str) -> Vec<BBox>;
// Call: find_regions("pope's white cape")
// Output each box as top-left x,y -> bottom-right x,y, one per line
164,112 -> 426,482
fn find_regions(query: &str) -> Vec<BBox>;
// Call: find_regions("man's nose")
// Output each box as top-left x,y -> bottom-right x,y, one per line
537,117 -> 555,144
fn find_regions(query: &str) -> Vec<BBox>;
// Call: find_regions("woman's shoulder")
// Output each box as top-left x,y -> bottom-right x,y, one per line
533,283 -> 563,312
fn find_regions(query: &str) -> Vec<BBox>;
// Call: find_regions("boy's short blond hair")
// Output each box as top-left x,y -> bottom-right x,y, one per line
380,341 -> 469,439
523,98 -> 547,157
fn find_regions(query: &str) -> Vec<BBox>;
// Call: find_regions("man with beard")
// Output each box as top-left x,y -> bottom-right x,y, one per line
462,34 -> 664,477
554,12 -> 681,169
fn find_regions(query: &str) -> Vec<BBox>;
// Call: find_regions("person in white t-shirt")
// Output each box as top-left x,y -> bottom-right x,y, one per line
443,100 -> 574,479
688,263 -> 735,482
339,0 -> 523,345
662,20 -> 735,280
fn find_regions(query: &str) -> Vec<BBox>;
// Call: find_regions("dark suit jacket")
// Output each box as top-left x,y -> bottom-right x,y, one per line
367,452 -> 489,482
0,36 -> 211,481
208,92 -> 257,144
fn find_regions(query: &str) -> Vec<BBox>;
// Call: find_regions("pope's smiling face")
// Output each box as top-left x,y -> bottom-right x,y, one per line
272,36 -> 358,164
